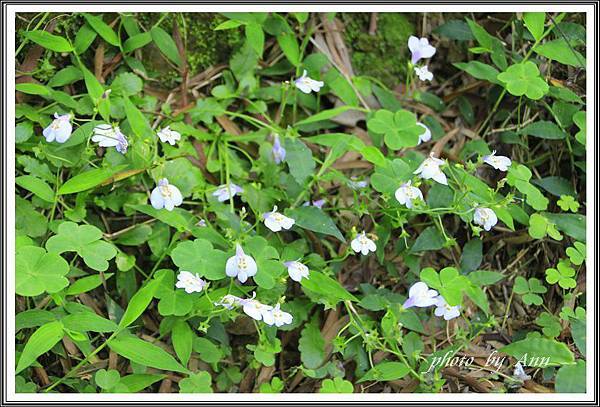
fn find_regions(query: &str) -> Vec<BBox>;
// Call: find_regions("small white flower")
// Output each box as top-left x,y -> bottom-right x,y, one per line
225,244 -> 258,283
241,296 -> 273,322
408,35 -> 437,64
351,232 -> 377,256
215,294 -> 243,310
284,260 -> 309,282
414,65 -> 434,81
157,126 -> 181,145
294,70 -> 324,94
403,282 -> 439,309
416,122 -> 432,144
212,183 -> 243,202
483,150 -> 512,172
92,124 -> 129,154
263,303 -> 293,327
150,178 -> 183,211
414,152 -> 447,185
473,207 -> 498,231
175,271 -> 206,294
513,362 -> 531,381
394,180 -> 423,209
433,296 -> 461,320
262,205 -> 295,232
43,113 -> 72,143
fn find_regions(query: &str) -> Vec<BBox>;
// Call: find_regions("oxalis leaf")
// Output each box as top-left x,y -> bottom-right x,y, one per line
497,61 -> 549,100
16,246 -> 69,297
367,109 -> 423,150
298,318 -> 325,369
171,238 -> 228,280
46,221 -> 117,271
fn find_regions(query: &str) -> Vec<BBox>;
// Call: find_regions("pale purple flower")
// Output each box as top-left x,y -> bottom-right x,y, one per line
416,122 -> 432,144
175,271 -> 206,294
302,199 -> 326,209
513,362 -> 531,381
212,183 -> 243,202
91,124 -> 128,154
394,180 -> 423,209
351,232 -> 376,256
348,177 -> 369,190
294,70 -> 324,94
196,219 -> 207,227
433,296 -> 461,320
284,260 -> 309,282
414,152 -> 447,185
225,244 -> 257,283
403,282 -> 438,309
408,36 -> 436,64
263,303 -> 293,327
262,206 -> 295,232
43,113 -> 72,143
157,126 -> 181,145
473,207 -> 498,231
150,178 -> 183,211
414,65 -> 433,81
272,134 -> 286,164
483,150 -> 512,171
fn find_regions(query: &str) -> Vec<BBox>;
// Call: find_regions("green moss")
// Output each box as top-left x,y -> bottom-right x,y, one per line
341,13 -> 415,88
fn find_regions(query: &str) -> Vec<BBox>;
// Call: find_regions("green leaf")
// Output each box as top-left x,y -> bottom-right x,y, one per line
108,333 -> 188,373
171,239 -> 228,280
301,271 -> 358,305
277,32 -> 300,66
319,377 -> 354,393
193,337 -> 223,364
367,109 -> 423,150
543,213 -> 586,242
62,312 -> 118,333
519,120 -> 567,140
358,361 -> 411,383
123,96 -> 153,140
460,238 -> 482,273
433,20 -> 474,41
58,166 -> 123,195
16,83 -> 50,96
119,274 -> 164,328
95,369 -> 121,390
420,267 -> 468,306
295,106 -> 359,126
523,12 -> 546,41
123,32 -> 152,53
287,206 -> 345,242
24,30 -> 73,53
46,221 -> 117,271
535,39 -> 585,67
467,270 -> 505,286
16,246 -> 69,296
111,72 -> 143,96
150,26 -> 183,67
532,176 -> 576,197
119,374 -> 166,393
16,175 -> 55,203
172,320 -> 193,367
80,64 -> 104,100
16,321 -> 64,373
573,110 -> 586,145
453,61 -> 501,84
497,61 -> 549,100
499,337 -> 574,366
74,23 -> 97,55
370,159 -> 412,195
245,23 -> 264,58
178,371 -> 213,393
82,13 -> 120,46
411,226 -> 445,252
555,360 -> 586,393
298,318 -> 325,369
16,310 -> 57,331
284,138 -> 316,184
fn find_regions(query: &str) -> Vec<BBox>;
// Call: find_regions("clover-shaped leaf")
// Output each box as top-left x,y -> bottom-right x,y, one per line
367,109 -> 424,150
16,246 -> 69,296
573,110 -> 586,146
178,371 -> 213,393
370,159 -> 412,195
243,235 -> 285,290
319,377 -> 354,393
566,241 -> 586,265
513,276 -> 547,306
506,165 -> 549,211
154,269 -> 194,316
497,61 -> 549,100
535,312 -> 562,338
46,221 -> 117,271
419,267 -> 468,306
171,238 -> 228,280
545,259 -> 576,289
528,213 -> 563,241
557,195 -> 580,212
259,377 -> 284,393
95,369 -> 121,390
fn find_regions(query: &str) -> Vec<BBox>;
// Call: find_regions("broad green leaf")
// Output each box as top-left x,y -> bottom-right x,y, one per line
433,20 -> 474,41
74,23 -> 97,55
460,238 -> 482,273
295,106 -> 359,126
150,26 -> 183,67
95,369 -> 120,390
284,138 -> 316,184
411,226 -> 445,253
453,61 -> 501,84
287,206 -> 345,242
80,64 -> 104,100
193,337 -> 223,364
245,23 -> 264,58
301,271 -> 358,303
520,120 -> 567,140
172,320 -> 193,367
497,61 -> 549,100
171,239 -> 228,280
16,246 -> 69,297
119,274 -> 164,328
555,360 -> 586,393
178,371 -> 213,393
82,13 -> 120,46
370,159 -> 412,195
358,361 -> 411,383
573,110 -> 586,145
24,30 -> 73,53
523,12 -> 546,41
119,374 -> 166,393
16,175 -> 55,202
15,83 -> 50,96
467,270 -> 505,286
62,312 -> 117,333
543,213 -> 586,242
298,318 -> 325,369
277,32 -> 300,66
535,39 -> 585,67
500,337 -> 574,366
123,32 -> 152,53
123,96 -> 153,140
16,321 -> 64,373
16,310 -> 57,331
58,167 -> 123,195
108,333 -> 188,373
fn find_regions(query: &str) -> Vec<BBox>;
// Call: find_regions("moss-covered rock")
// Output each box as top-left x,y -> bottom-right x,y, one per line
341,13 -> 415,88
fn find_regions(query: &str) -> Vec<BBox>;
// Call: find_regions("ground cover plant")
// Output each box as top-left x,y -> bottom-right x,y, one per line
15,11 -> 587,394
